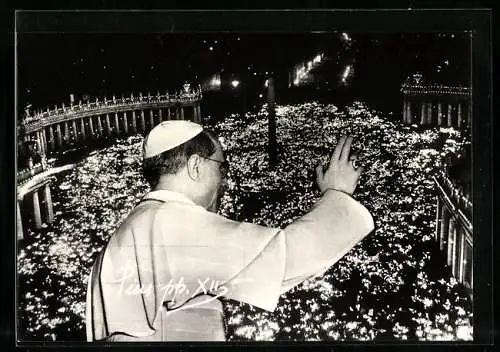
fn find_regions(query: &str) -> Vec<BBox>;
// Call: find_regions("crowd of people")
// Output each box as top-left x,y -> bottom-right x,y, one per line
17,101 -> 472,341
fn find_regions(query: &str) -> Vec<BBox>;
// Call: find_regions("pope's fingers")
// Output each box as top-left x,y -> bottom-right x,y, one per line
340,135 -> 354,162
331,135 -> 347,163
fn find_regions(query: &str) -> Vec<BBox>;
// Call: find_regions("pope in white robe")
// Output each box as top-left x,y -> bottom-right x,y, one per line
86,121 -> 375,341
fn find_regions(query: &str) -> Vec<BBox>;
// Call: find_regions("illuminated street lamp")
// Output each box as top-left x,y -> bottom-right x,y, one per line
211,76 -> 221,87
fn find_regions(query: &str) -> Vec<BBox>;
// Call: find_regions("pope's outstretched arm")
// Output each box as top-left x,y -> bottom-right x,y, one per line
223,135 -> 375,309
280,135 -> 375,291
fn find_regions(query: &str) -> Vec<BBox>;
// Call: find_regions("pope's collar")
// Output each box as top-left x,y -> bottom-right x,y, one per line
142,189 -> 198,206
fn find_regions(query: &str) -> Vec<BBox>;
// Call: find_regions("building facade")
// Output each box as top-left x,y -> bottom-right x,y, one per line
434,169 -> 473,296
401,74 -> 471,129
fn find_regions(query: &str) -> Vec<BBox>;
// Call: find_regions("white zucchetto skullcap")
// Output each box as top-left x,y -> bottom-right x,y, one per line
143,120 -> 203,159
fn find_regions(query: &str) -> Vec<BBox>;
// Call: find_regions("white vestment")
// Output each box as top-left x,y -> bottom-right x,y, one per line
86,189 -> 374,341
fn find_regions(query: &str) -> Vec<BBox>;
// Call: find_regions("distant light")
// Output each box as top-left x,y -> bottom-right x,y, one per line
259,94 -> 263,98
214,40 -> 218,44
307,61 -> 313,70
231,80 -> 240,88
253,72 -> 257,76
313,54 -> 322,63
211,77 -> 221,86
296,66 -> 307,80
264,79 -> 269,87
293,78 -> 299,86
444,60 -> 450,65
265,71 -> 268,75
209,46 -> 214,51
342,32 -> 351,42
237,37 -> 241,41
342,65 -> 352,82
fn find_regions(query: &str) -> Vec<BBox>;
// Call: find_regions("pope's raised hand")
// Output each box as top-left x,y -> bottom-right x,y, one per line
315,135 -> 363,195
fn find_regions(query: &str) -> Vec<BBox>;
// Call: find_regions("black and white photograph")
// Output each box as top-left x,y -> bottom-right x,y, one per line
14,10 -> 486,343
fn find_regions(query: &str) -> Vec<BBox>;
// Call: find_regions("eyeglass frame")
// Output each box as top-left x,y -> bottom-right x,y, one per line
201,156 -> 229,175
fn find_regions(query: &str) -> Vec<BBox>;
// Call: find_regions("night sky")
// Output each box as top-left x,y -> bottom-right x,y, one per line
17,32 -> 471,114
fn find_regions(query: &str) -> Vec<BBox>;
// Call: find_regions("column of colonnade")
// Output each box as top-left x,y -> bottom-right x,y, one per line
457,103 -> 462,129
64,121 -> 70,143
141,110 -> 147,131
80,118 -> 87,140
105,113 -> 112,135
123,112 -> 129,134
44,183 -> 54,224
48,125 -> 55,150
131,111 -> 137,132
72,119 -> 78,144
32,190 -> 41,229
197,102 -> 202,123
114,113 -> 120,135
149,109 -> 155,129
89,116 -> 95,136
447,103 -> 453,127
97,115 -> 104,136
55,123 -> 63,147
39,129 -> 47,155
427,101 -> 433,124
191,101 -> 202,123
17,200 -> 23,240
403,97 -> 470,129
27,182 -> 54,230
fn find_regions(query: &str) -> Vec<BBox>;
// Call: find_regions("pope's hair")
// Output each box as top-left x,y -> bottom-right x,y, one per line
142,129 -> 218,189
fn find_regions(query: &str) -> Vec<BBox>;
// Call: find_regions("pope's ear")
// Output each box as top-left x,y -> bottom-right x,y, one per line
186,154 -> 202,180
